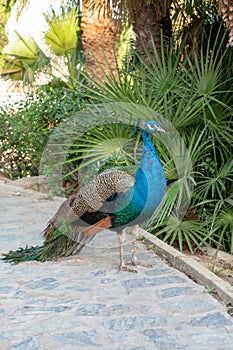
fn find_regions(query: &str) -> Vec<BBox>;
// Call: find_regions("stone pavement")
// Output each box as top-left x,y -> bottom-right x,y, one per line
1,182 -> 233,350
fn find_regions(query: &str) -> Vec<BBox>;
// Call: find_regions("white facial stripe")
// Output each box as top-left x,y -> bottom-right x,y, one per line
147,124 -> 155,130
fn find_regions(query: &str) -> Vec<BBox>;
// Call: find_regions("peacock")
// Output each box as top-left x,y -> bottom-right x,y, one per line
2,119 -> 166,272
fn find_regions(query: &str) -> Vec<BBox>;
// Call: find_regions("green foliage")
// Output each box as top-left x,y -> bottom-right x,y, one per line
44,7 -> 80,56
116,23 -> 135,70
0,85 -> 86,179
73,27 -> 233,255
66,123 -> 140,168
172,0 -> 224,45
1,3 -> 83,87
0,0 -> 11,70
2,32 -> 50,83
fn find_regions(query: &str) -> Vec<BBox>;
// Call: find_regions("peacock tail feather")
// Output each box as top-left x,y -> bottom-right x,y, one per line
1,233 -> 75,263
2,245 -> 44,263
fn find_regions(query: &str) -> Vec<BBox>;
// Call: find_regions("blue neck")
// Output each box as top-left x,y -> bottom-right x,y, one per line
113,130 -> 166,226
138,130 -> 163,176
141,130 -> 159,159
133,130 -> 166,214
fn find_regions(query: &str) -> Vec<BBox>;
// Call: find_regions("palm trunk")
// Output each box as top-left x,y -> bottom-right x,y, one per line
217,0 -> 233,46
127,0 -> 172,61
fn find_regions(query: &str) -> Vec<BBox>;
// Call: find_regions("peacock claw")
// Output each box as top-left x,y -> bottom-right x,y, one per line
126,259 -> 153,268
118,264 -> 138,273
126,258 -> 137,266
137,261 -> 153,268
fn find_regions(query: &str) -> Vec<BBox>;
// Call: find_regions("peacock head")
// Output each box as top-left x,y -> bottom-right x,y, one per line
136,119 -> 165,134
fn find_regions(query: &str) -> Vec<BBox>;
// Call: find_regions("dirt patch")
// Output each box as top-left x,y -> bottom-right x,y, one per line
184,247 -> 233,287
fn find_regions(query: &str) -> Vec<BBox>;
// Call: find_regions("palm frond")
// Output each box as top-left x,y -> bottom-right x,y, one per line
195,159 -> 233,200
2,31 -> 49,83
44,8 -> 80,56
150,215 -> 207,253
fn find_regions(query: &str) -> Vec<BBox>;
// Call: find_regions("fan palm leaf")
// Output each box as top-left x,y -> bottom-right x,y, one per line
44,8 -> 80,56
2,32 -> 49,83
195,159 -> 233,200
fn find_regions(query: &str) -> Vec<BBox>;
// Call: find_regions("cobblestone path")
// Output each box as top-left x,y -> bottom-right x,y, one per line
1,183 -> 233,349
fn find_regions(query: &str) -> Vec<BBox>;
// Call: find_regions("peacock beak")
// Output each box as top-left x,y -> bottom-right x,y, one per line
157,126 -> 165,133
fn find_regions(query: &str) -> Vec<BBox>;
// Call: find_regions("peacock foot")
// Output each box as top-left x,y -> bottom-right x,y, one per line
136,261 -> 153,268
118,263 -> 138,273
126,257 -> 153,268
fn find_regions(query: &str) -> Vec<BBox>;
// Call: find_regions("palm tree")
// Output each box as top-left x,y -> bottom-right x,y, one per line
1,2 -> 83,87
85,0 -> 233,57
2,0 -> 233,87
86,0 -> 172,59
5,1 -> 233,43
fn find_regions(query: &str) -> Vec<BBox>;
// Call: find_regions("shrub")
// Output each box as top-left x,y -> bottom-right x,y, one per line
0,84 -> 85,179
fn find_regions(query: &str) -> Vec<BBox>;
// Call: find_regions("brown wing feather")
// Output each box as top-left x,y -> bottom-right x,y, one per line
42,169 -> 134,255
70,169 -> 135,217
78,216 -> 113,236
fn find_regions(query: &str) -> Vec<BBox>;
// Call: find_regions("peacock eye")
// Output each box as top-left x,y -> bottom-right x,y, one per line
147,123 -> 155,130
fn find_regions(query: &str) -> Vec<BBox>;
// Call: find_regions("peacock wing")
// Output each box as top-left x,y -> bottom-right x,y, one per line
43,169 -> 134,244
55,168 -> 135,257
67,168 -> 135,222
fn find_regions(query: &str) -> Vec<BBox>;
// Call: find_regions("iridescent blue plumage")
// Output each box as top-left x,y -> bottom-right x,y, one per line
113,121 -> 166,227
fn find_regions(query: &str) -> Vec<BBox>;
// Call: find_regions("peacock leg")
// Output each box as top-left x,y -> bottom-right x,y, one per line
127,225 -> 152,268
130,224 -> 138,266
118,229 -> 137,273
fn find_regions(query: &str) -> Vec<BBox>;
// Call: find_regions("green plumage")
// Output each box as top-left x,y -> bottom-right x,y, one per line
113,203 -> 142,227
2,232 -> 74,263
2,246 -> 43,263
